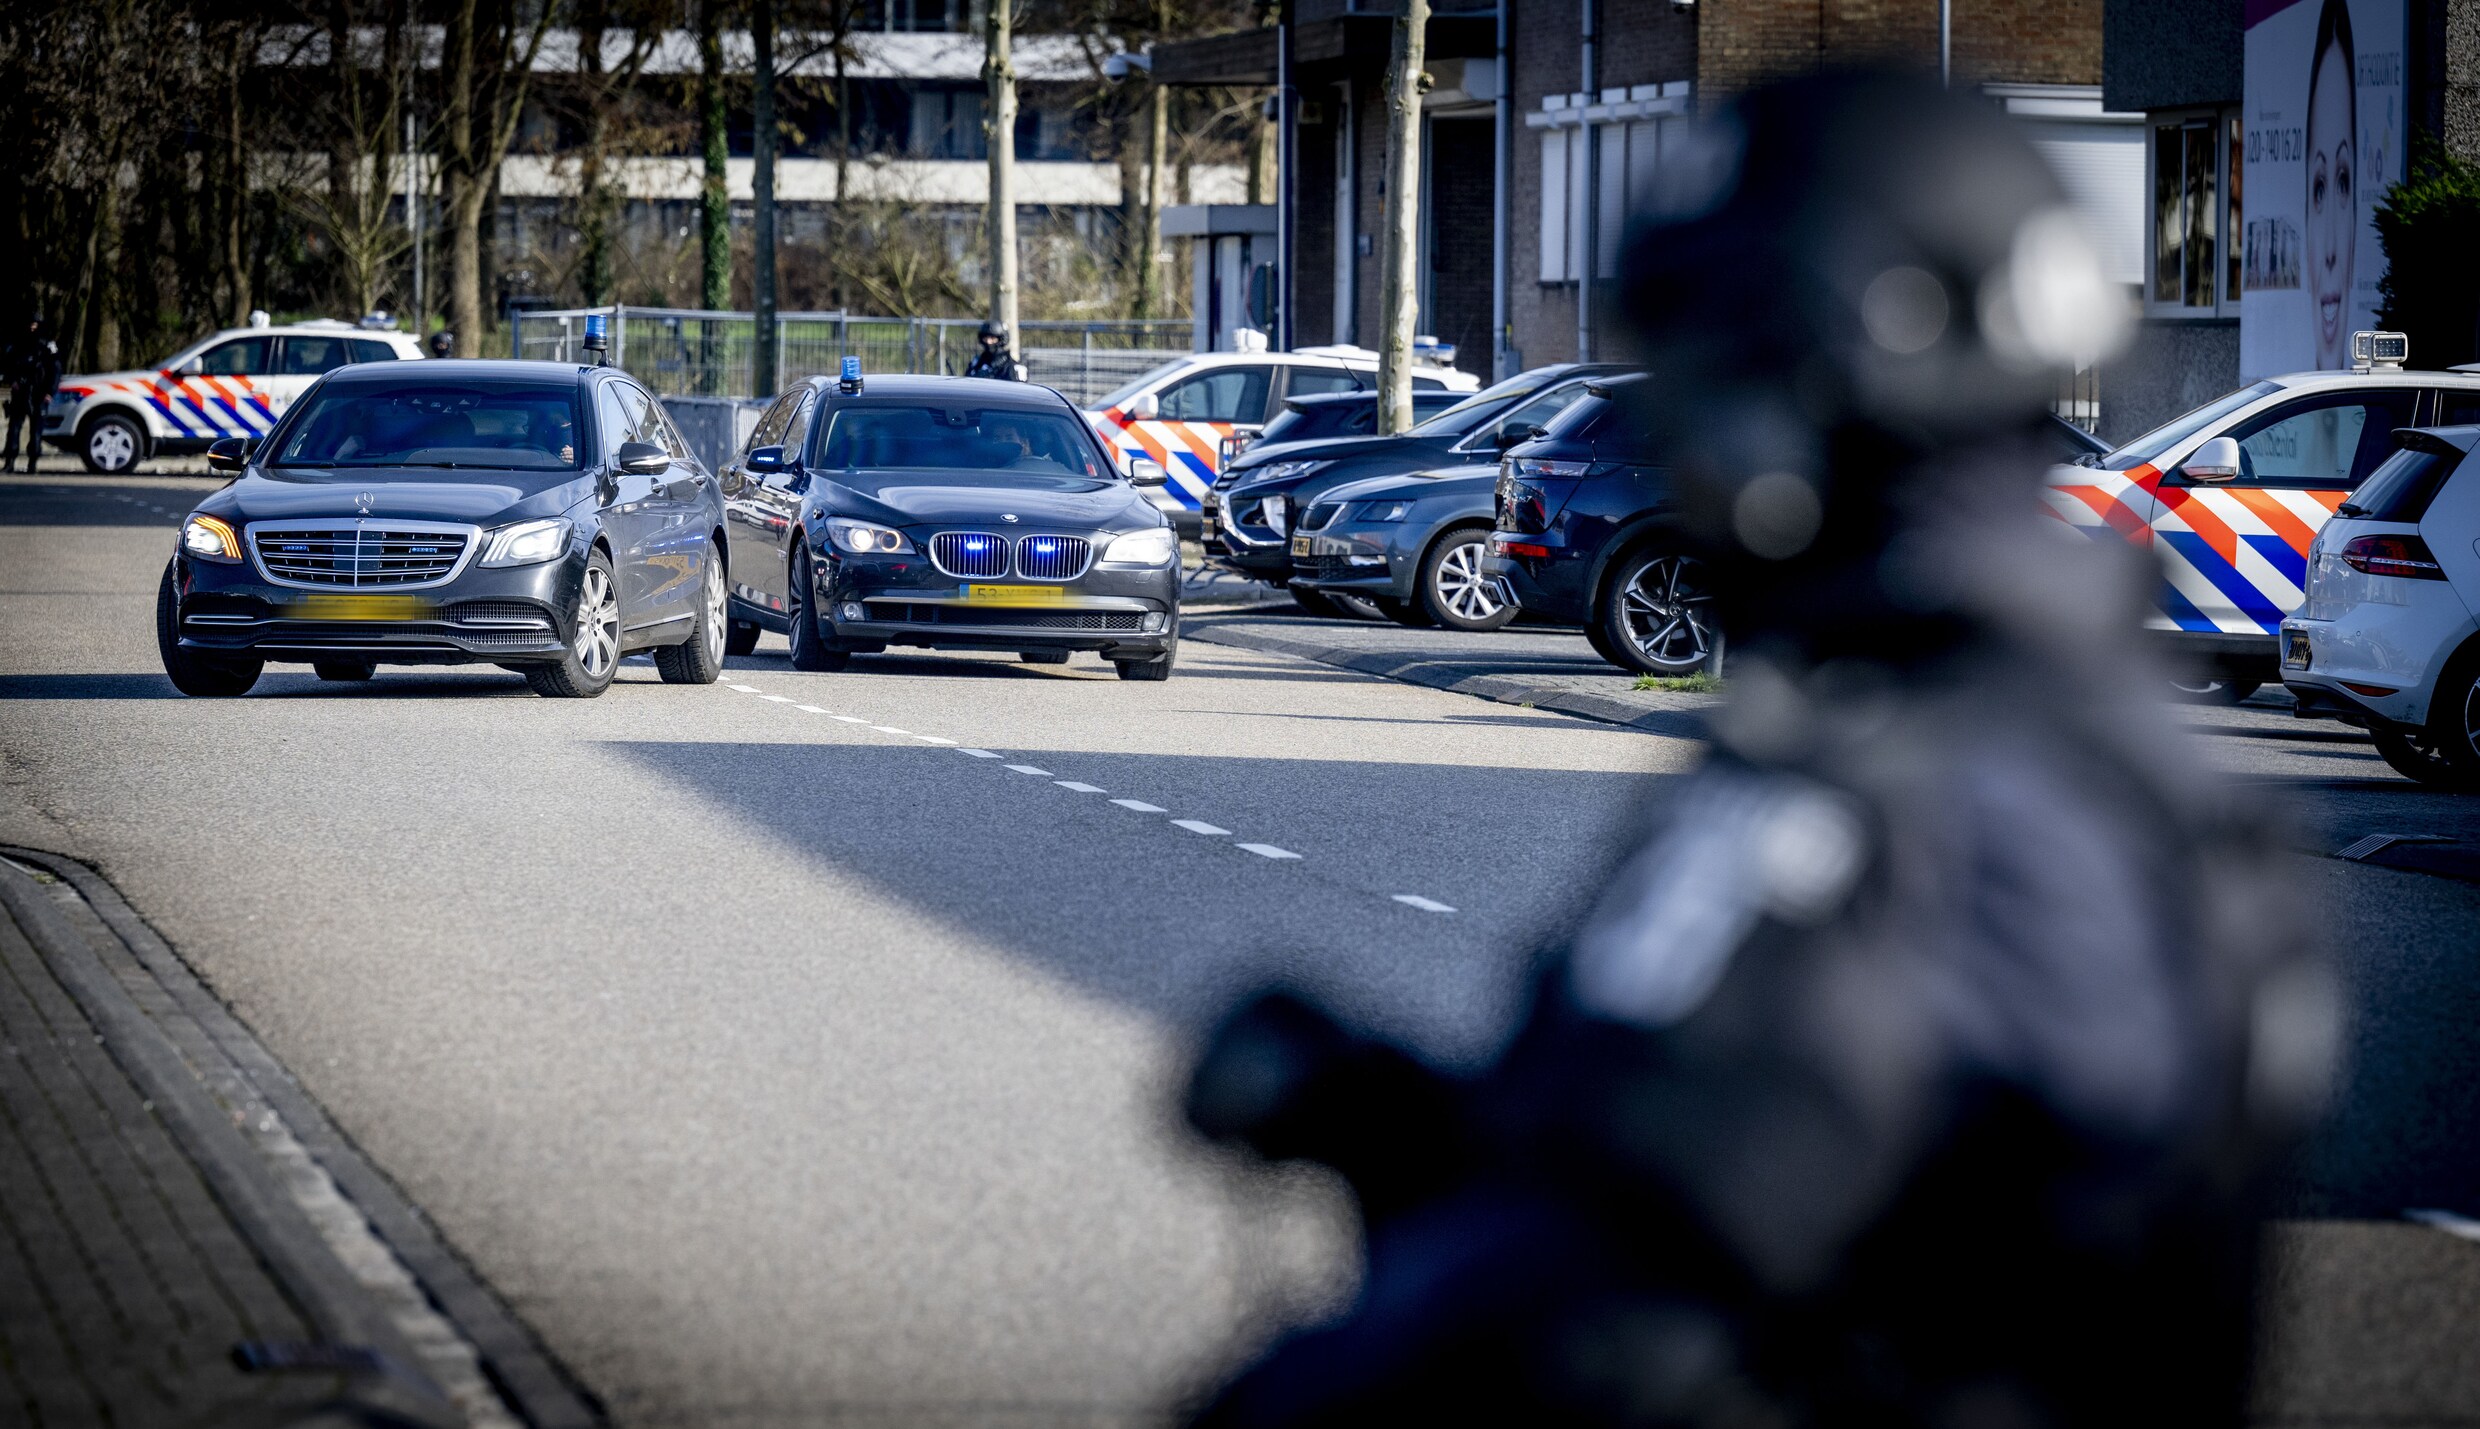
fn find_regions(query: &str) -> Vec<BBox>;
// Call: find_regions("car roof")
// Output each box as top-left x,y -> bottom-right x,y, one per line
2265,369 -> 2480,390
204,324 -> 419,342
807,373 -> 1077,408
319,357 -> 591,385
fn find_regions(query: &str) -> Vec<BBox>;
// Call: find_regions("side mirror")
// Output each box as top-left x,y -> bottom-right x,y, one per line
617,440 -> 671,476
1128,457 -> 1168,487
1131,391 -> 1161,421
745,444 -> 786,474
205,436 -> 252,472
176,357 -> 204,378
2183,435 -> 2243,483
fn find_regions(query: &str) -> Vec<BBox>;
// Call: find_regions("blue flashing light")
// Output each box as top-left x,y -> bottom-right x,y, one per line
841,355 -> 861,383
583,313 -> 607,345
964,538 -> 989,551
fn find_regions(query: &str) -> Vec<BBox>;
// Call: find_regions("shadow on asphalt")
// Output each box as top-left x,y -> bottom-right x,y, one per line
0,485 -> 202,525
603,737 -> 1665,1062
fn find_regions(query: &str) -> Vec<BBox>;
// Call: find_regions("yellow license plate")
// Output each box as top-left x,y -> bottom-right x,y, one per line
292,594 -> 436,621
1290,536 -> 1312,557
964,584 -> 1066,606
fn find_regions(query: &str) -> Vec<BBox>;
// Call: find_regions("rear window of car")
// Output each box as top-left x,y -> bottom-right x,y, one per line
347,338 -> 401,363
816,405 -> 1112,479
2338,443 -> 2468,523
268,382 -> 583,469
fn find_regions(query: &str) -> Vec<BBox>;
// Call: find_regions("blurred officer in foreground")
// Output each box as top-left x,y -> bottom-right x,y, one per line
965,320 -> 1026,381
1180,72 -> 2334,1428
4,313 -> 61,473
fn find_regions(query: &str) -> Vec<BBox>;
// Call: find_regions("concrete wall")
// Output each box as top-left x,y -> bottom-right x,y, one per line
2098,319 -> 2241,447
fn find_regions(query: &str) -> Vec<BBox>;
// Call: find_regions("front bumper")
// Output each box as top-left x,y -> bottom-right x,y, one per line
1202,487 -> 1295,580
172,548 -> 583,664
1289,527 -> 1414,599
814,541 -> 1180,656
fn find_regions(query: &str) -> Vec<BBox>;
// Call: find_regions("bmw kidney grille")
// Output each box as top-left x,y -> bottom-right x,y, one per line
931,531 -> 1010,579
1014,534 -> 1091,581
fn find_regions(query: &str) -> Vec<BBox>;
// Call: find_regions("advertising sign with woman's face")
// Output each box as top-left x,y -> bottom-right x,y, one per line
2240,0 -> 2404,377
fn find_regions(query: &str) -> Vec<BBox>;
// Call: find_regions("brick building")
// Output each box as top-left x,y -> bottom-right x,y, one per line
1159,0 -> 2131,417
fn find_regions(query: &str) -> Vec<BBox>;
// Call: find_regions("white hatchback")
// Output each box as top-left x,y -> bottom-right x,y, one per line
2282,426 -> 2480,788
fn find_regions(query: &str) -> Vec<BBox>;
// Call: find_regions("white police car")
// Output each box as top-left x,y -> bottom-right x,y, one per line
2281,424 -> 2480,788
2043,333 -> 2480,701
46,317 -> 423,474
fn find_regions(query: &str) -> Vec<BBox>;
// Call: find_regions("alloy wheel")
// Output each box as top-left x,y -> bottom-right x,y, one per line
90,424 -> 136,472
1434,540 -> 1503,623
702,557 -> 726,653
1619,555 -> 1716,669
574,564 -> 619,678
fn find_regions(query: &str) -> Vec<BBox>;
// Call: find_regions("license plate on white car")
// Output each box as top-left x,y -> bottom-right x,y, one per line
2284,631 -> 2312,670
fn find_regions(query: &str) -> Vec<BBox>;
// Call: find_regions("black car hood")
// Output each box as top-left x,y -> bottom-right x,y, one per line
1316,466 -> 1497,507
1226,431 -> 1461,478
823,469 -> 1154,531
204,467 -> 592,528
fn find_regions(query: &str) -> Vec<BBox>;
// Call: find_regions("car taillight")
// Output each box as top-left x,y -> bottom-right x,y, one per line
2339,533 -> 2446,580
1493,539 -> 1551,559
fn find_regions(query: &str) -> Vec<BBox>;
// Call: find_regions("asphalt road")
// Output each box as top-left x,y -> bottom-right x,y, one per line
4,472 -> 2478,1425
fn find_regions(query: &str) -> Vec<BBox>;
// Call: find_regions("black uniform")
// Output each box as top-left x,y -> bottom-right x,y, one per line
966,323 -> 1025,382
4,322 -> 61,473
1180,73 -> 2332,1429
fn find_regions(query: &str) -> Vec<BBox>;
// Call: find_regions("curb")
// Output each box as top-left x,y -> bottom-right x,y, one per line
0,847 -> 604,1429
1185,619 -> 1718,738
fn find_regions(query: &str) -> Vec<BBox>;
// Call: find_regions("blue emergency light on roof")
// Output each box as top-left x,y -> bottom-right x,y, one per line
840,355 -> 864,393
582,313 -> 609,365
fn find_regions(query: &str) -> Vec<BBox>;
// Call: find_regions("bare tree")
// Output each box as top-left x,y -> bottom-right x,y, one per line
295,1 -> 413,321
1376,0 -> 1427,433
984,0 -> 1019,357
697,0 -> 731,310
568,0 -> 668,306
441,0 -> 558,356
751,0 -> 778,392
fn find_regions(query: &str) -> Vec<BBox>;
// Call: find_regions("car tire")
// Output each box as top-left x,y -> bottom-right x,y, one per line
1375,596 -> 1435,629
2170,676 -> 2260,705
1116,639 -> 1176,682
1331,593 -> 1386,621
81,411 -> 145,475
1418,528 -> 1517,632
525,548 -> 621,698
2417,649 -> 2480,788
655,545 -> 729,685
2370,729 -> 2475,789
313,659 -> 375,682
155,562 -> 260,696
785,542 -> 851,673
1289,586 -> 1347,619
726,619 -> 760,656
1581,619 -> 1624,666
1595,547 -> 1723,676
1019,649 -> 1071,665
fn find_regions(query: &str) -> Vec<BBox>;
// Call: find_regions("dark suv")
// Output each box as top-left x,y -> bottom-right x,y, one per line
1480,374 -> 1722,676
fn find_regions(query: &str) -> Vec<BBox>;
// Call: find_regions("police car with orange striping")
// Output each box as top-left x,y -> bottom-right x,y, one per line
2042,332 -> 2480,701
45,315 -> 424,475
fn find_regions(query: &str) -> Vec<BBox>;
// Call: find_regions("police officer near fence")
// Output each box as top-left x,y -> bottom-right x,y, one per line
965,320 -> 1026,382
3,314 -> 61,474
1178,72 -> 2335,1429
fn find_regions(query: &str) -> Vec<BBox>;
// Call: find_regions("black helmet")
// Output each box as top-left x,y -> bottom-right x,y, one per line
427,330 -> 455,359
1618,72 -> 2126,576
978,321 -> 1004,342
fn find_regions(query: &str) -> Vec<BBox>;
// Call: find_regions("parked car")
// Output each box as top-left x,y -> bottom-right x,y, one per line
1083,347 -> 1478,526
1205,363 -> 1634,599
157,359 -> 725,698
2282,424 -> 2480,787
1221,388 -> 1465,465
50,318 -> 423,474
723,370 -> 1183,680
1289,465 -> 1514,631
1479,374 -> 1725,676
2043,340 -> 2480,701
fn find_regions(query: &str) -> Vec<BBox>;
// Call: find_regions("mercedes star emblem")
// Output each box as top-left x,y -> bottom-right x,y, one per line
353,491 -> 377,514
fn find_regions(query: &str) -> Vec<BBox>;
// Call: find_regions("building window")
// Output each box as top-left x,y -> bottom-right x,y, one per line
1539,128 -> 1580,284
2148,108 -> 2241,316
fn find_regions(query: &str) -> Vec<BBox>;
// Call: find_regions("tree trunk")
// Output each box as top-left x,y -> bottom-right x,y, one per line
226,27 -> 252,326
984,0 -> 1018,357
699,0 -> 730,311
578,0 -> 612,307
1376,0 -> 1427,435
1135,77 -> 1165,319
752,0 -> 778,396
442,0 -> 483,355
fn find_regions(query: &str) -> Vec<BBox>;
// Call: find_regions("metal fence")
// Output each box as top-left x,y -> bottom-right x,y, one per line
513,306 -> 1194,407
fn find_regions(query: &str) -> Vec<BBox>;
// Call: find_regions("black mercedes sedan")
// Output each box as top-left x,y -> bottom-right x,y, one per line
158,359 -> 729,698
1479,373 -> 1724,677
1204,362 -> 1632,596
718,372 -> 1182,680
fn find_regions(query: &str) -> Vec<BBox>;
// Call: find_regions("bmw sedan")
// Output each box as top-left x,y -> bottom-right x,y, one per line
157,359 -> 730,698
718,373 -> 1182,680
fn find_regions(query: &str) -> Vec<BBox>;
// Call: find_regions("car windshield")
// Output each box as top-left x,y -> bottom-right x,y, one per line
2098,381 -> 2281,470
1093,359 -> 1191,412
269,382 -> 583,469
818,405 -> 1112,479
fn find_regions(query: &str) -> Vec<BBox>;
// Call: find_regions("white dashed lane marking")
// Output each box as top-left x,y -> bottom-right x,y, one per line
718,676 -> 1463,914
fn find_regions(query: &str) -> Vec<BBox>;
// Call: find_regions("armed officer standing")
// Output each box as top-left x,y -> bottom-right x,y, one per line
1179,73 -> 2333,1429
4,314 -> 61,474
965,320 -> 1026,382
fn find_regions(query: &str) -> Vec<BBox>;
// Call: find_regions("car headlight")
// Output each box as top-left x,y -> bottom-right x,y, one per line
180,514 -> 240,562
1348,500 -> 1413,523
826,518 -> 912,554
478,517 -> 571,567
1101,527 -> 1178,567
1247,460 -> 1327,484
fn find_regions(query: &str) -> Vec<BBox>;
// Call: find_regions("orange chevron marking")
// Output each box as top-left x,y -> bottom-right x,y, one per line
2227,488 -> 2321,556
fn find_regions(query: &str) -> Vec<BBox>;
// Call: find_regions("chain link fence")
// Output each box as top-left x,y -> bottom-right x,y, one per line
513,306 -> 1194,407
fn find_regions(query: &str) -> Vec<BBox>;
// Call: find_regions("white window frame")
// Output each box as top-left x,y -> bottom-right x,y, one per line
2144,105 -> 2242,320
1530,85 -> 1690,287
